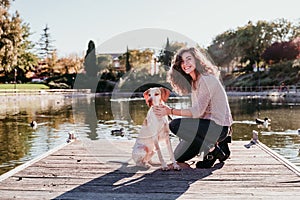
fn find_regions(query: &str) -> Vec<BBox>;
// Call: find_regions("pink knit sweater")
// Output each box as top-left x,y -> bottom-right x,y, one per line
189,74 -> 233,126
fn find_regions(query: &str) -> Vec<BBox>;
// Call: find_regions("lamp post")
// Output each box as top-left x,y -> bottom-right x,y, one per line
14,68 -> 17,90
257,65 -> 260,92
255,61 -> 260,92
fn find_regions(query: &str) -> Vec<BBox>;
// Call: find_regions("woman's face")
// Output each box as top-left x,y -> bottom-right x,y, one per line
181,51 -> 196,74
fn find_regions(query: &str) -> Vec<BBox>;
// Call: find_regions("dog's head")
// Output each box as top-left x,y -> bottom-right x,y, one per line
143,87 -> 170,107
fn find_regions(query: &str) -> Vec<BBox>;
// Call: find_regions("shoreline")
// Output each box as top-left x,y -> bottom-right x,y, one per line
0,89 -> 91,96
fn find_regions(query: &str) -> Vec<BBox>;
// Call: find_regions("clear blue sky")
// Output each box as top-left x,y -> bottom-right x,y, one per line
10,0 -> 300,57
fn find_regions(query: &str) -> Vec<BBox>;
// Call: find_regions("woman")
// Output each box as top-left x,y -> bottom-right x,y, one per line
153,47 -> 233,168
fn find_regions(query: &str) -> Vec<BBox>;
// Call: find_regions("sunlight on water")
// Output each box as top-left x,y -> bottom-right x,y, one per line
233,120 -> 257,125
261,129 -> 300,135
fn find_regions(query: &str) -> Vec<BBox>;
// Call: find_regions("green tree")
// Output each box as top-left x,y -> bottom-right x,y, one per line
161,38 -> 172,70
125,46 -> 131,72
208,19 -> 298,72
37,24 -> 56,59
16,23 -> 38,82
84,40 -> 98,77
293,20 -> 300,38
207,30 -> 237,68
36,24 -> 56,77
158,39 -> 186,70
235,21 -> 270,67
97,54 -> 112,72
17,23 -> 38,72
271,18 -> 296,42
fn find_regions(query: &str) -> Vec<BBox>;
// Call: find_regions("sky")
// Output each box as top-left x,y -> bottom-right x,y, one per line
9,0 -> 300,57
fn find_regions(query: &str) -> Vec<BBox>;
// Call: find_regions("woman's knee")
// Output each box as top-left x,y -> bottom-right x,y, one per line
169,118 -> 181,135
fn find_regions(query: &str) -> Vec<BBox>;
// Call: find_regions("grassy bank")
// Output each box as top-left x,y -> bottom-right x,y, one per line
223,60 -> 300,87
0,84 -> 49,89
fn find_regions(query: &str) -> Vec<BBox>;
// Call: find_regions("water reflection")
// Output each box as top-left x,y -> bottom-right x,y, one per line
0,95 -> 74,174
0,94 -> 299,175
229,96 -> 300,168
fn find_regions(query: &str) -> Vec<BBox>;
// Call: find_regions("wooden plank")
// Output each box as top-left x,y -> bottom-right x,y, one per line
0,141 -> 71,182
0,140 -> 299,199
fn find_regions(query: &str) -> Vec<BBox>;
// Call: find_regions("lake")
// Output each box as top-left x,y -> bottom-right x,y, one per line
0,94 -> 299,175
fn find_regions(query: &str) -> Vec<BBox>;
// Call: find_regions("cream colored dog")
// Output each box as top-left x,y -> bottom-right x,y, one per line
132,87 -> 180,170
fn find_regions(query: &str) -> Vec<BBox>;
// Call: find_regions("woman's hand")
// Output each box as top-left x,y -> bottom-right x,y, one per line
153,105 -> 171,118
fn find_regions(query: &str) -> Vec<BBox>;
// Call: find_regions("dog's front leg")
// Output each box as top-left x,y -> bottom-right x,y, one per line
165,137 -> 181,170
154,140 -> 169,170
143,150 -> 154,165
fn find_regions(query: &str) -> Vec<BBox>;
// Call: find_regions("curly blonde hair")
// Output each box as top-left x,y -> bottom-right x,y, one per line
167,47 -> 220,95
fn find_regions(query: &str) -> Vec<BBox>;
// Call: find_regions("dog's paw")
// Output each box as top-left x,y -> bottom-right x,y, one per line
161,166 -> 170,171
172,163 -> 181,171
161,163 -> 170,171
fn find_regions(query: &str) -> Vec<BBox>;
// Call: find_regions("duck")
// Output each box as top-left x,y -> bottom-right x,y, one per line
255,117 -> 271,128
111,128 -> 125,137
244,130 -> 259,148
67,131 -> 76,143
30,121 -> 38,129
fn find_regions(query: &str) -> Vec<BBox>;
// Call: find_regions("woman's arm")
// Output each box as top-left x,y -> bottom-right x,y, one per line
169,107 -> 193,117
153,105 -> 193,118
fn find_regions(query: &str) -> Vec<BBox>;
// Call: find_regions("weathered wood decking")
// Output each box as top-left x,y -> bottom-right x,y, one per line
0,139 -> 299,200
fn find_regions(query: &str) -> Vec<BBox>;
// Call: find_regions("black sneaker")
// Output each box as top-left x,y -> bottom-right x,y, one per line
196,151 -> 216,168
196,136 -> 231,168
218,136 -> 231,162
196,145 -> 226,168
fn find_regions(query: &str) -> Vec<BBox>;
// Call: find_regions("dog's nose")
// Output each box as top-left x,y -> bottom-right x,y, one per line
148,98 -> 153,106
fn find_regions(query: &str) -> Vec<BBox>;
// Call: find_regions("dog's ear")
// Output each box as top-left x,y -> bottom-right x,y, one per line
143,89 -> 150,106
160,87 -> 170,102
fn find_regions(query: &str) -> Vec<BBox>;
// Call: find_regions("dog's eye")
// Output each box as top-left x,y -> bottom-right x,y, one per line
155,93 -> 159,96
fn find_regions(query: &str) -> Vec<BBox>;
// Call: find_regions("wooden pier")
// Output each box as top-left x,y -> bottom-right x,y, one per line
0,139 -> 299,199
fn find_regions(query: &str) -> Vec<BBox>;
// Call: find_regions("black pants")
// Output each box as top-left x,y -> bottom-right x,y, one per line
169,118 -> 229,162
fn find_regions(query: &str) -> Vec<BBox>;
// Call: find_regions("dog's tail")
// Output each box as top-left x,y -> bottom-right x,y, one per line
108,157 -> 133,165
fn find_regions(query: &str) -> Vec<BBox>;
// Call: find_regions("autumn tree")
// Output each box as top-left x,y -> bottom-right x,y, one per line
0,1 -> 22,73
0,0 -> 11,7
118,48 -> 154,71
262,41 -> 298,63
56,54 -> 83,74
0,0 -> 37,82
